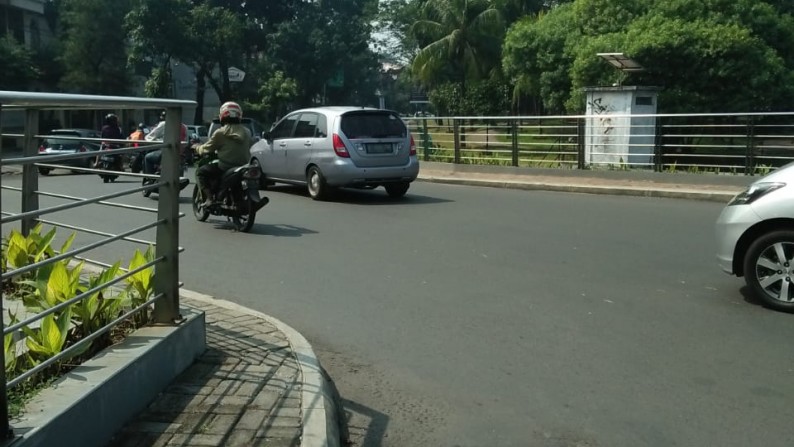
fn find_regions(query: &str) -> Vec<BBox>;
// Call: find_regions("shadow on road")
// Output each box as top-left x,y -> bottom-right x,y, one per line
207,220 -> 317,237
266,185 -> 453,205
739,285 -> 793,314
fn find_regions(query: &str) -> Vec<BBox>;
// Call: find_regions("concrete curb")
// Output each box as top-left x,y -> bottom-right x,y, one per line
417,175 -> 738,203
180,289 -> 340,447
10,309 -> 206,447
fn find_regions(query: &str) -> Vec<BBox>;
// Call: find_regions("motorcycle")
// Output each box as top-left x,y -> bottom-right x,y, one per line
191,156 -> 268,233
141,153 -> 190,198
129,150 -> 145,173
96,144 -> 123,183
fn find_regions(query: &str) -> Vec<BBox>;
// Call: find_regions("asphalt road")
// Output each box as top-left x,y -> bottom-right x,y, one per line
2,169 -> 793,447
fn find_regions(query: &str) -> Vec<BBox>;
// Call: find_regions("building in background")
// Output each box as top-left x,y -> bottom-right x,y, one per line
0,0 -> 53,50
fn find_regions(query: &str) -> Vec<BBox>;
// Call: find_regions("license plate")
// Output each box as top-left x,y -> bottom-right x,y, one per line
366,143 -> 393,154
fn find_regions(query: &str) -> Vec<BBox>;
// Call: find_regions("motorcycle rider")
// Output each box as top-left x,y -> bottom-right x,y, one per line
128,123 -> 148,173
129,122 -> 146,146
196,101 -> 252,207
96,113 -> 124,170
144,110 -> 188,175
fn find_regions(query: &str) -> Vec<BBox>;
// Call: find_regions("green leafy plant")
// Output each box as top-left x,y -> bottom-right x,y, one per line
22,308 -> 73,363
4,228 -> 54,271
125,247 -> 154,302
2,226 -> 76,300
124,246 -> 156,326
4,332 -> 17,375
70,262 -> 125,348
754,164 -> 773,176
21,260 -> 84,313
1,227 -> 160,419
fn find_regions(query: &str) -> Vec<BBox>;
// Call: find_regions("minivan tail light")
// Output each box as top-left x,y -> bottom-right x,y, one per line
38,145 -> 46,153
409,135 -> 416,156
332,134 -> 350,158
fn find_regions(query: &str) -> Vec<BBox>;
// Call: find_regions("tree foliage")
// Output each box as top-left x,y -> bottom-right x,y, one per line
429,79 -> 511,115
503,0 -> 794,113
0,36 -> 38,90
264,0 -> 380,108
410,0 -> 504,89
58,0 -> 132,94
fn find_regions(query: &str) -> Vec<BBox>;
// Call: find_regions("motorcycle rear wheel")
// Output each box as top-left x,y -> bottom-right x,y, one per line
232,197 -> 256,233
192,185 -> 209,221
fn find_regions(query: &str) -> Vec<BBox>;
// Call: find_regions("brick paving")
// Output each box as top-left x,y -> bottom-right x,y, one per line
107,297 -> 303,447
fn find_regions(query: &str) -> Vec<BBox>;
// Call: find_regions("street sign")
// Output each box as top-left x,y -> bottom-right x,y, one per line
228,67 -> 246,83
409,86 -> 429,104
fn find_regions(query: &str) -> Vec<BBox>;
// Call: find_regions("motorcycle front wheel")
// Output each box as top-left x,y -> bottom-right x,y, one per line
142,177 -> 154,197
191,185 -> 209,221
231,197 -> 256,233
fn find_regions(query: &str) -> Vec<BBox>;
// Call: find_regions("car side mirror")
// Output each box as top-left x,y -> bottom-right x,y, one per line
262,131 -> 271,141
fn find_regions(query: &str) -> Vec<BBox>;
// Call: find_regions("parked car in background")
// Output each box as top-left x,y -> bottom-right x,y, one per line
37,128 -> 101,175
186,124 -> 209,144
249,106 -> 419,200
208,117 -> 264,143
715,161 -> 794,312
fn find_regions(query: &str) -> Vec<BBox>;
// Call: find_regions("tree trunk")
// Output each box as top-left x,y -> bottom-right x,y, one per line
194,67 -> 207,125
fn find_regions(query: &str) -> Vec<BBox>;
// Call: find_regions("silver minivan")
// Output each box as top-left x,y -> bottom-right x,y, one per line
250,107 -> 419,200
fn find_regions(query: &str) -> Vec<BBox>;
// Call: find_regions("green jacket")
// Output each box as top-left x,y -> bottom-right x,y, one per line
198,123 -> 252,170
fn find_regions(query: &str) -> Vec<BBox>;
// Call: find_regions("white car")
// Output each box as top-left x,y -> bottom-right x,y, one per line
715,162 -> 794,312
186,125 -> 209,144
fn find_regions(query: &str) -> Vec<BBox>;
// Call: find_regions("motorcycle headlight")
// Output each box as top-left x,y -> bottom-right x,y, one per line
728,182 -> 786,206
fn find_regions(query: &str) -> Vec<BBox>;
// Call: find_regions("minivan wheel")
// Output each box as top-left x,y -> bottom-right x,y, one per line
385,182 -> 410,198
307,166 -> 329,200
743,230 -> 794,313
38,167 -> 51,175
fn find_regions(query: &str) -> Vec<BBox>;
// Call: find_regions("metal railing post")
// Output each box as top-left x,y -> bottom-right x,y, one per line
21,109 -> 40,235
485,121 -> 490,152
422,118 -> 430,162
745,116 -> 756,175
0,103 -> 12,440
152,107 -> 181,324
654,118 -> 664,172
577,118 -> 585,170
511,120 -> 519,167
453,119 -> 461,164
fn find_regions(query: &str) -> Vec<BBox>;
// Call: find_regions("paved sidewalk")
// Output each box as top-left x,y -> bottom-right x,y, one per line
107,291 -> 338,447
416,161 -> 750,202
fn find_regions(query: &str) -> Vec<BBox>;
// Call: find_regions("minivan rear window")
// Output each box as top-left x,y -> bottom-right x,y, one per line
340,112 -> 406,139
44,138 -> 79,148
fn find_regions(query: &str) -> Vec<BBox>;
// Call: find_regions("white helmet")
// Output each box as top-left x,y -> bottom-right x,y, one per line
219,101 -> 243,121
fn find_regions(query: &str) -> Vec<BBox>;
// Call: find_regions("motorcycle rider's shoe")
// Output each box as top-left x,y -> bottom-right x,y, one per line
200,188 -> 216,208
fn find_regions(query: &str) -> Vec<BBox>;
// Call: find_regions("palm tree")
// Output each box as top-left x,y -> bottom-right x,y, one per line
410,0 -> 504,90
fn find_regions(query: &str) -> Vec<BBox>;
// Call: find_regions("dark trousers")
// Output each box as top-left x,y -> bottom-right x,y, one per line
197,163 -> 223,193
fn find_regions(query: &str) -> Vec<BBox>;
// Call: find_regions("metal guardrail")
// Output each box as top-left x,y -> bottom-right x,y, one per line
405,112 -> 794,175
0,91 -> 195,438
